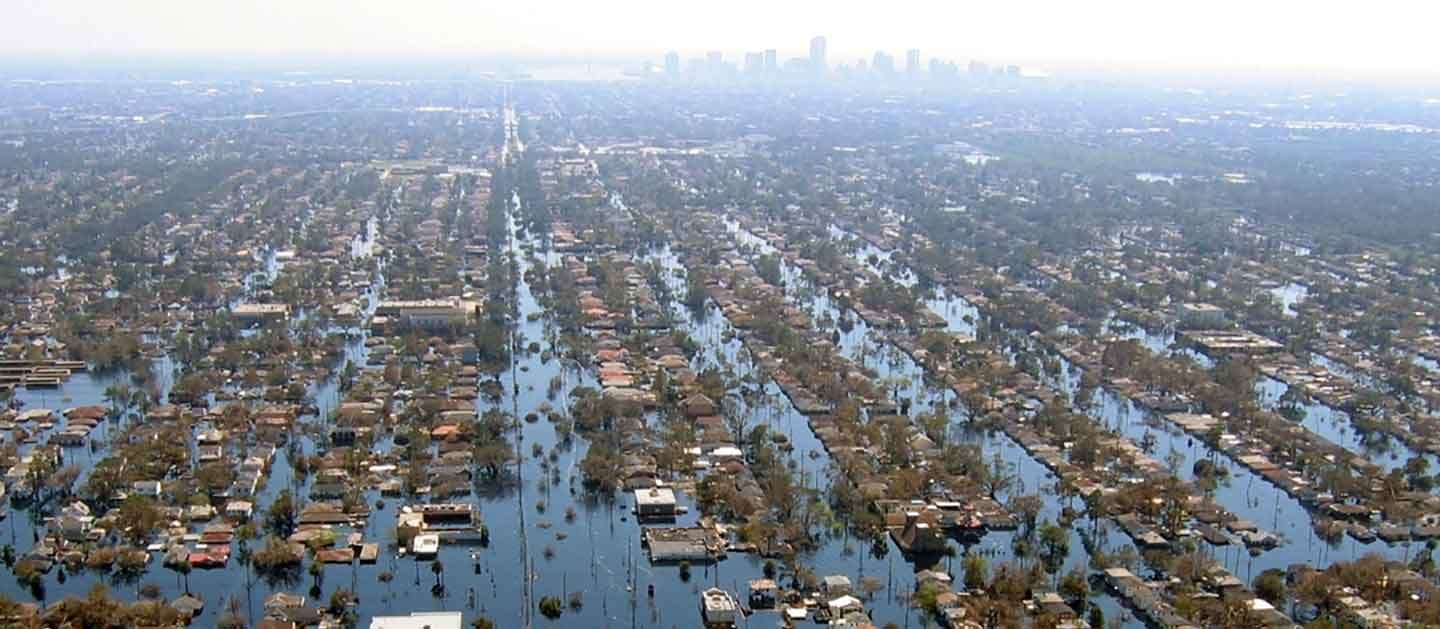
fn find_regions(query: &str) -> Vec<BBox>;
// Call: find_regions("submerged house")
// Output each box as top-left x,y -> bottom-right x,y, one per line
634,487 -> 678,519
891,510 -> 948,554
700,588 -> 739,627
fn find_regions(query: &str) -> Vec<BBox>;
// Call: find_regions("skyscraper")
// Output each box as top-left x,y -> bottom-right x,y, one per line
763,49 -> 778,75
809,36 -> 827,74
906,49 -> 921,77
706,51 -> 726,79
744,52 -> 763,75
872,51 -> 895,77
930,58 -> 959,80
665,51 -> 680,76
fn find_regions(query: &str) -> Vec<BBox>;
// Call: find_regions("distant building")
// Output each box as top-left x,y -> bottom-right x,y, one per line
1178,302 -> 1227,328
748,579 -> 778,609
634,486 -> 678,518
822,574 -> 854,596
744,52 -> 763,75
872,51 -> 895,76
906,49 -> 921,76
891,510 -> 947,553
231,303 -> 290,324
409,533 -> 440,558
969,60 -> 989,77
373,298 -> 475,330
930,58 -> 959,79
370,612 -> 463,629
665,51 -> 680,76
700,588 -> 740,627
646,527 -> 720,562
809,36 -> 828,73
763,49 -> 778,74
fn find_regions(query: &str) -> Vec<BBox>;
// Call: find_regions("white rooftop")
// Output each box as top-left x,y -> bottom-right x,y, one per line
370,611 -> 463,629
635,487 -> 676,506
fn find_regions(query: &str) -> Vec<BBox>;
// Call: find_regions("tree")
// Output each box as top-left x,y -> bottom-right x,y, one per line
982,454 -> 1016,500
962,553 -> 988,591
115,495 -> 163,546
195,462 -> 235,496
539,595 -> 564,619
308,559 -> 324,597
45,583 -> 123,628
1008,495 -> 1044,533
104,383 -> 134,418
880,415 -> 913,466
1404,456 -> 1433,492
722,394 -> 751,447
84,459 -> 126,505
328,587 -> 357,624
431,559 -> 445,590
175,560 -> 192,593
579,438 -> 624,492
473,443 -> 513,481
918,409 -> 949,448
1037,520 -> 1070,572
1059,566 -> 1088,606
268,489 -> 297,537
960,389 -> 990,421
253,535 -> 302,572
1253,569 -> 1286,606
913,581 -> 944,614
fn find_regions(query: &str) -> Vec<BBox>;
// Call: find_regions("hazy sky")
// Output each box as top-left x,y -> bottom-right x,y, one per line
6,0 -> 1438,81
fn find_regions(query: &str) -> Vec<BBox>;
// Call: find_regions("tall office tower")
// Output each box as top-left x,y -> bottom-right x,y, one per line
744,52 -> 764,75
809,36 -> 827,73
968,60 -> 989,77
930,59 -> 959,80
872,51 -> 895,76
906,49 -> 921,76
665,51 -> 680,76
763,49 -> 778,74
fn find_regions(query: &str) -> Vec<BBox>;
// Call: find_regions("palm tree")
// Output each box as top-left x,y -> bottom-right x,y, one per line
235,526 -> 255,588
176,560 -> 192,594
431,559 -> 445,590
103,383 -> 133,419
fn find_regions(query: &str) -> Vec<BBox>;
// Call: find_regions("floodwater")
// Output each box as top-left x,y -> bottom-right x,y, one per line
4,199 -> 1422,629
813,220 -> 1426,604
1268,282 -> 1308,318
732,220 -> 1140,627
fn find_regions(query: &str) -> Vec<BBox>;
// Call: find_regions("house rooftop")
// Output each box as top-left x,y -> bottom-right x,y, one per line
369,611 -> 463,629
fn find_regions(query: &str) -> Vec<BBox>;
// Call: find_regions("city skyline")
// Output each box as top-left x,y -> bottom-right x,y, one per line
3,0 -> 1440,83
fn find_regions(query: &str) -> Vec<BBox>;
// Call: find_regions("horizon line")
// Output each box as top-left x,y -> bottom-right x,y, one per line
1,52 -> 1438,89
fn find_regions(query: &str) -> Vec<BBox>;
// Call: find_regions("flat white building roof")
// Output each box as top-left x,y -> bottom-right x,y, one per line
370,611 -> 463,629
634,487 -> 676,507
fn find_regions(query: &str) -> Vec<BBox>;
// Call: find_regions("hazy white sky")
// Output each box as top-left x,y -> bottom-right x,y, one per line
5,0 -> 1438,80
